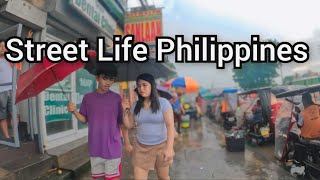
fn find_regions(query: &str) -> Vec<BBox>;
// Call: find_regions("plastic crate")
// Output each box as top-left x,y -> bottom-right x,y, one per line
225,130 -> 245,152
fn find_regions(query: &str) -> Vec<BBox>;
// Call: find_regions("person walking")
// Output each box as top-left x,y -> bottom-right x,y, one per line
122,73 -> 175,180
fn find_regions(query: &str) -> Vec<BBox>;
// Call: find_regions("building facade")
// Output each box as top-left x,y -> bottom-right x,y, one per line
0,0 -> 125,152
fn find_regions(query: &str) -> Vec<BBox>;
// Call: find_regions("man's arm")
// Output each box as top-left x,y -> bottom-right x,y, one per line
180,102 -> 185,114
121,125 -> 133,154
164,108 -> 175,150
121,125 -> 130,144
297,113 -> 304,128
73,110 -> 87,124
68,102 -> 87,124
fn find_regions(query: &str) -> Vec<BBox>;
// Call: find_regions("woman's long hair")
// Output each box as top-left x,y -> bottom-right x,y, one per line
134,73 -> 160,116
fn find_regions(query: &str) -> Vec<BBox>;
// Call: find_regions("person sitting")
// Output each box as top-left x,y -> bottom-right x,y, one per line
232,100 -> 263,130
296,93 -> 320,139
290,93 -> 320,175
248,100 -> 263,125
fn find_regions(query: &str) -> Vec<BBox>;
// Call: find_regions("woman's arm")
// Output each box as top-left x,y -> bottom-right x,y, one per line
122,99 -> 135,129
164,108 -> 175,151
123,111 -> 135,129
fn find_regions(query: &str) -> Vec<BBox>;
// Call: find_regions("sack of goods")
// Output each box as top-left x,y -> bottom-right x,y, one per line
181,115 -> 190,128
225,130 -> 245,152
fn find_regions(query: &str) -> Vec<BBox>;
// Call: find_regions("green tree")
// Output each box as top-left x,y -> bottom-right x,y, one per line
233,62 -> 279,90
233,39 -> 281,90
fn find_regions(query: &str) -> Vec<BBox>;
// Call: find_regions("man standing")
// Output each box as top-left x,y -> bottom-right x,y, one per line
0,31 -> 31,140
68,65 -> 129,180
172,93 -> 184,134
0,39 -> 13,140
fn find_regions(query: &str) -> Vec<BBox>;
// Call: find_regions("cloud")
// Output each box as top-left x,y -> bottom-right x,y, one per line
184,0 -> 320,40
127,0 -> 140,8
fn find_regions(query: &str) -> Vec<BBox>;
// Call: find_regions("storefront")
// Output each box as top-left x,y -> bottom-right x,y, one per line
0,0 -> 125,152
0,0 -> 47,149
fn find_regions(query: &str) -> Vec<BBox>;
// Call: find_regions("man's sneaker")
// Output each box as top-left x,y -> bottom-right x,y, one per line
290,164 -> 305,176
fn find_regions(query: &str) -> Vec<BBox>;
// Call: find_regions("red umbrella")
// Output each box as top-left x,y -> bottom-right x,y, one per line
15,51 -> 95,104
163,78 -> 175,88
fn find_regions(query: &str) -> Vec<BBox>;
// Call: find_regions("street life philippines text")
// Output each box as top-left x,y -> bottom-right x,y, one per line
4,35 -> 310,69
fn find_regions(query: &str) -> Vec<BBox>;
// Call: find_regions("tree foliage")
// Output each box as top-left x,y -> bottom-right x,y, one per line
233,62 -> 279,90
233,39 -> 281,90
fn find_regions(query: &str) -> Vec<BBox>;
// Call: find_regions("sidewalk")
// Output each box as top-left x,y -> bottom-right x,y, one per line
79,118 -> 295,180
0,140 -> 56,180
1,117 -> 295,180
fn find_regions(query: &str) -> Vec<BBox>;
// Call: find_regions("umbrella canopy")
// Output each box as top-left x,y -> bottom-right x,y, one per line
84,51 -> 175,82
223,88 -> 238,93
134,85 -> 173,100
16,56 -> 86,104
199,87 -> 209,95
238,85 -> 305,96
171,77 -> 199,93
163,78 -> 175,88
202,93 -> 216,99
276,84 -> 320,98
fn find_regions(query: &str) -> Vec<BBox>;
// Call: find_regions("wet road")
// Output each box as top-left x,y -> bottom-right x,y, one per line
80,117 -> 295,180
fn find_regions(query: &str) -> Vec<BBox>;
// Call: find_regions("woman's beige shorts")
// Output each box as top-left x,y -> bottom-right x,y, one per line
132,140 -> 173,170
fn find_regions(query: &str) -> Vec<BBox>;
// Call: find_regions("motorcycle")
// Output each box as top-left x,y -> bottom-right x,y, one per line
275,85 -> 320,179
244,117 -> 271,145
238,86 -> 303,146
238,87 -> 282,145
295,138 -> 320,179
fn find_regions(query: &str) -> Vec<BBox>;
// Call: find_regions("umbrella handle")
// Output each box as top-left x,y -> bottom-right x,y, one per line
51,68 -> 70,101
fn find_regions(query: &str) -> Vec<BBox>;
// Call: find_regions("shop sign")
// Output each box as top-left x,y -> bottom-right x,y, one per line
125,9 -> 163,45
45,91 -> 71,123
70,0 -> 117,36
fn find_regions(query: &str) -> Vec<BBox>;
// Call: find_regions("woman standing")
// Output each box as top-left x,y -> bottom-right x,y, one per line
122,73 -> 175,180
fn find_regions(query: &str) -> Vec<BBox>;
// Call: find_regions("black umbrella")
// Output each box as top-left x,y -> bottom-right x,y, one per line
238,85 -> 305,96
84,51 -> 175,82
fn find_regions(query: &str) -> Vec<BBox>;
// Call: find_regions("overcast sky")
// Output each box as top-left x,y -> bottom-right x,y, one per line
128,0 -> 320,88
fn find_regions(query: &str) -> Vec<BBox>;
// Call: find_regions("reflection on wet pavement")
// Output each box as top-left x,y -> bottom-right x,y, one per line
171,118 -> 295,180
80,117 -> 295,180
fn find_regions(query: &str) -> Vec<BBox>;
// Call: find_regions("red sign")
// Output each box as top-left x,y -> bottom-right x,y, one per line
125,9 -> 163,44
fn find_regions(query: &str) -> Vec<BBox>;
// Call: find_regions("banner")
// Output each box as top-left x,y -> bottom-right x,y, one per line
125,9 -> 163,45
